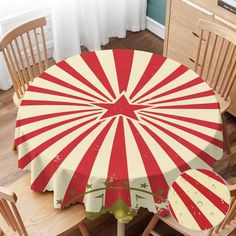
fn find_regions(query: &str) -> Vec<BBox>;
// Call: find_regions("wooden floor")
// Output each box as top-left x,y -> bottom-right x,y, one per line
0,30 -> 236,236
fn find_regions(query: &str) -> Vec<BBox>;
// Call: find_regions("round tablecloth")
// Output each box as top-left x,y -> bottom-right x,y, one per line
15,49 -> 223,223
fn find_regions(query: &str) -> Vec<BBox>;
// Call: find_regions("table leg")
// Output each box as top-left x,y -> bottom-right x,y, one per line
117,220 -> 125,236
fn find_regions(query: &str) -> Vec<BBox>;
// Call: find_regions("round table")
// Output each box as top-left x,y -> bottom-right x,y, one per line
15,49 -> 223,235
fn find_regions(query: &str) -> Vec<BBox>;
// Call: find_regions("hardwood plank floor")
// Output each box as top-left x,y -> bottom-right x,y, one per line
0,30 -> 236,236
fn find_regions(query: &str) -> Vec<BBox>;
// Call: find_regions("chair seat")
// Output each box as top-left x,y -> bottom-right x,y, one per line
214,92 -> 231,114
13,92 -> 23,108
0,174 -> 86,236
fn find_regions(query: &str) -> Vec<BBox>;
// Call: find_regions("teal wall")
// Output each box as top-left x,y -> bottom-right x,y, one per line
147,0 -> 167,26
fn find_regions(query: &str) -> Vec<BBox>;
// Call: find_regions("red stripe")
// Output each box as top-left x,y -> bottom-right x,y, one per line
140,111 -> 222,130
172,182 -> 213,230
28,86 -> 93,102
16,109 -> 101,127
57,61 -> 112,102
141,117 -> 217,167
133,65 -> 189,103
182,172 -> 229,214
21,100 -> 91,107
81,52 -> 116,99
139,77 -> 203,103
138,122 -> 191,172
105,117 -> 131,208
61,118 -> 116,207
155,103 -> 220,109
148,91 -> 215,105
141,113 -> 223,148
18,117 -> 97,169
197,169 -> 225,184
31,120 -> 105,192
128,120 -> 171,201
168,203 -> 177,221
15,112 -> 101,146
129,54 -> 166,99
39,72 -> 106,102
113,50 -> 134,93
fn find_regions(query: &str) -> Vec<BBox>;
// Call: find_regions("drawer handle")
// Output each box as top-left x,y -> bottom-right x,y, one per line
192,32 -> 199,38
189,57 -> 195,63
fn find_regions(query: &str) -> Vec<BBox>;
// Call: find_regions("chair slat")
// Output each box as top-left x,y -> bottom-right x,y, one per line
2,50 -> 20,98
194,29 -> 203,73
205,34 -> 218,84
5,46 -> 23,96
26,31 -> 37,77
14,38 -> 29,87
20,34 -> 34,81
214,40 -> 230,92
219,44 -> 235,95
10,202 -> 28,235
34,28 -> 43,74
41,26 -> 49,69
210,38 -> 224,89
0,199 -> 11,227
9,42 -> 26,91
199,32 -> 211,77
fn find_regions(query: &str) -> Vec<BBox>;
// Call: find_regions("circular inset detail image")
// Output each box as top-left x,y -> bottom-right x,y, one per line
168,169 -> 230,231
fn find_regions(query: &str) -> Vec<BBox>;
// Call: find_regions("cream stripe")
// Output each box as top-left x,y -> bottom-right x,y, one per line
188,169 -> 230,201
133,121 -> 181,186
17,115 -> 99,160
126,51 -> 152,97
45,64 -> 108,102
137,69 -> 198,103
95,50 -> 120,97
123,118 -> 156,212
140,115 -> 222,160
31,78 -> 96,101
15,111 -> 101,140
139,112 -> 222,142
176,176 -> 226,226
83,117 -> 119,212
145,83 -> 217,105
65,55 -> 114,101
138,117 -> 213,170
131,58 -> 181,102
51,118 -> 112,207
168,187 -> 201,230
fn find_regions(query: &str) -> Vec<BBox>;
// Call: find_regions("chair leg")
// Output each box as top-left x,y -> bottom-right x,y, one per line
78,222 -> 90,236
142,214 -> 160,236
222,113 -> 231,154
12,141 -> 17,151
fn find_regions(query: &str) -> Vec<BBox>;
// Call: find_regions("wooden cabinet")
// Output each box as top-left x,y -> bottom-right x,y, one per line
164,0 -> 236,116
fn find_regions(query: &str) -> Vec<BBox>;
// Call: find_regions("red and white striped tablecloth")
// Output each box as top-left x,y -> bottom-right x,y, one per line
15,49 -> 223,223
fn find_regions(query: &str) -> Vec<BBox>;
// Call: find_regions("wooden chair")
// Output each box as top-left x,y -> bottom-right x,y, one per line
194,19 -> 236,154
0,173 -> 90,236
142,184 -> 236,236
0,17 -> 50,107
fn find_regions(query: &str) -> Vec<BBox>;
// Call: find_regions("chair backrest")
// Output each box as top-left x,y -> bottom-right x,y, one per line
0,17 -> 49,99
195,19 -> 236,101
0,186 -> 27,235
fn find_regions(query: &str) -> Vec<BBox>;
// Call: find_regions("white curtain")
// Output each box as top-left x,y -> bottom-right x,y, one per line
51,0 -> 147,62
0,0 -> 147,90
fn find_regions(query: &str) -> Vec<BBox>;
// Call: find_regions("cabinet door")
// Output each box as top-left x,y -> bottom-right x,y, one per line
167,0 -> 214,70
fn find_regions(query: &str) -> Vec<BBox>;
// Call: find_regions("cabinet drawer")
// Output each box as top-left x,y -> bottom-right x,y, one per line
167,44 -> 195,70
170,0 -> 214,32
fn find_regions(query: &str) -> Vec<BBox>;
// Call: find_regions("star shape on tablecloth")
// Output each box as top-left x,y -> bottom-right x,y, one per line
94,94 -> 150,121
56,199 -> 62,205
86,184 -> 93,189
140,183 -> 148,189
